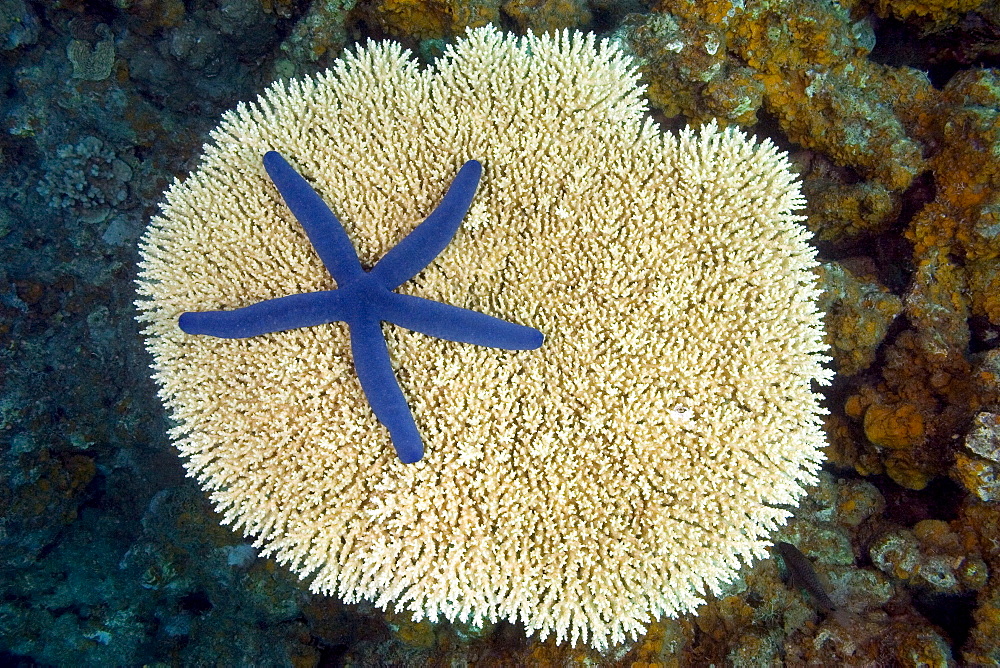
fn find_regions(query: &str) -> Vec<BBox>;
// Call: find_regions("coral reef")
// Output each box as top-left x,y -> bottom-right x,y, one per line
0,0 -> 39,52
503,0 -> 592,33
276,0 -> 359,74
799,156 -> 901,245
362,0 -> 501,42
358,0 -> 600,47
620,0 -> 927,190
873,0 -> 988,30
817,262 -> 902,376
3,0 -> 1000,663
36,136 -> 133,224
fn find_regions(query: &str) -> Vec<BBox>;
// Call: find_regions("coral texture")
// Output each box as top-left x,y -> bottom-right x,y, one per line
135,27 -> 830,649
816,262 -> 902,376
624,0 -> 928,191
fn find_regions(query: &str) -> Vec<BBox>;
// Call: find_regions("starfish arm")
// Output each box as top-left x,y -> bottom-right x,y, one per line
179,291 -> 349,338
381,292 -> 544,350
350,316 -> 424,464
263,151 -> 365,285
370,160 -> 483,291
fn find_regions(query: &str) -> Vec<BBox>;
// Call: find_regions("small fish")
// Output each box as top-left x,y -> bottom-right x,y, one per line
775,541 -> 836,614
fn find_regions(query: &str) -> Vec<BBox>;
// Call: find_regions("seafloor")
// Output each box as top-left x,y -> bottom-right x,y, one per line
2,0 -> 1000,665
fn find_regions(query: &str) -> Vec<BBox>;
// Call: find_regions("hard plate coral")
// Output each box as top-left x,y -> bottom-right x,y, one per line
135,26 -> 831,650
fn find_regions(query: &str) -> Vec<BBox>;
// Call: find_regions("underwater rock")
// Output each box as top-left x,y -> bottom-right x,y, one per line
0,0 -> 39,51
276,0 -> 359,72
965,412 -> 1000,462
800,156 -> 900,244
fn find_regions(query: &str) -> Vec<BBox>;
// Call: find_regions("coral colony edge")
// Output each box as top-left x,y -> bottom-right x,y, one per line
135,27 -> 831,650
178,152 -> 543,464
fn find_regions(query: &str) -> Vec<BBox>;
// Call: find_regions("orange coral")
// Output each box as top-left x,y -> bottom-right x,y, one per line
968,258 -> 1000,324
950,503 -> 1000,663
802,166 -> 899,243
726,1 -> 927,191
846,327 -> 975,489
905,71 -> 1000,328
370,0 -> 453,40
385,610 -> 437,649
622,12 -> 735,124
629,620 -> 684,668
907,71 -> 1000,260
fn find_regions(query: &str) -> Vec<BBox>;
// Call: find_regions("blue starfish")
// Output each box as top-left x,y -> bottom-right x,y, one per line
179,151 -> 544,464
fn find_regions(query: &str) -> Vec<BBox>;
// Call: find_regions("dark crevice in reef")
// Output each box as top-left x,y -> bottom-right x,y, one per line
869,13 -> 1000,89
751,109 -> 800,158
969,315 -> 1000,354
877,475 -> 965,527
913,590 -> 977,656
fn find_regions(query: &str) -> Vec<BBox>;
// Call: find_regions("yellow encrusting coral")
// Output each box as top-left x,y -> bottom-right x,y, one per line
135,27 -> 830,650
872,0 -> 987,26
863,403 -> 925,450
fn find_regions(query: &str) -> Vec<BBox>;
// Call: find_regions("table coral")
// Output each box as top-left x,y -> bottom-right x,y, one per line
180,153 -> 543,463
136,27 -> 831,650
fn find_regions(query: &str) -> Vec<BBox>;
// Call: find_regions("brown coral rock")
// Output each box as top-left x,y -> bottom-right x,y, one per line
954,412 -> 1000,501
727,0 -> 927,191
277,0 -> 359,67
873,0 -> 988,28
864,403 -> 925,450
966,412 -> 1000,462
954,452 -> 1000,502
366,0 -> 500,41
817,262 -> 902,376
625,0 -> 931,191
800,157 -> 900,244
502,0 -> 591,33
620,11 -> 757,125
